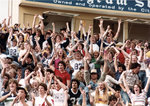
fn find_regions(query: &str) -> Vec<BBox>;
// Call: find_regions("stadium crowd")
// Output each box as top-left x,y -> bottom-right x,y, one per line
0,15 -> 150,106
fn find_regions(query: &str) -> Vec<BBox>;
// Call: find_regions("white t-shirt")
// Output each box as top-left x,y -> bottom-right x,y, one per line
9,46 -> 18,56
70,59 -> 83,76
35,95 -> 54,106
51,88 -> 64,106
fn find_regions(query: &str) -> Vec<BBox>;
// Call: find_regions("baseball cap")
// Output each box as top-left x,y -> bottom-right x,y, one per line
91,69 -> 97,74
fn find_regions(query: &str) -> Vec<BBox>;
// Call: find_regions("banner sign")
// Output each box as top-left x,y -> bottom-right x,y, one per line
27,0 -> 150,14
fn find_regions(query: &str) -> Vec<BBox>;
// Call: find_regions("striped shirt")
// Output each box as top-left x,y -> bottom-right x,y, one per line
128,90 -> 147,106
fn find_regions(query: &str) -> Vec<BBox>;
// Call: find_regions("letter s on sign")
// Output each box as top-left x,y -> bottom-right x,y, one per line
135,0 -> 144,7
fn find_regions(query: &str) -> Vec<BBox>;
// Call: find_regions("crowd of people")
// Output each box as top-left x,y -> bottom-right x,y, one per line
0,15 -> 150,106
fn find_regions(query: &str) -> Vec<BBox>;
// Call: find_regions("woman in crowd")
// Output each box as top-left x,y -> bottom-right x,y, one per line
123,74 -> 150,105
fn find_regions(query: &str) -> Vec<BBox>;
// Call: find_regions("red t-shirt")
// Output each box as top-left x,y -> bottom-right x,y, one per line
54,69 -> 71,85
118,52 -> 125,64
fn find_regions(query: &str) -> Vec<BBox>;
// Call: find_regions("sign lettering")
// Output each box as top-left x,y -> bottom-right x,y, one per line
27,0 -> 150,13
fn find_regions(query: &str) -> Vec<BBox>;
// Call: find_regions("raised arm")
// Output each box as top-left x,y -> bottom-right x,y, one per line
144,77 -> 150,92
113,19 -> 122,41
82,22 -> 87,40
54,76 -> 68,90
105,82 -> 116,94
35,36 -> 42,52
99,18 -> 105,37
83,57 -> 90,85
102,25 -> 110,39
47,73 -> 54,93
52,22 -> 55,34
70,31 -> 75,46
7,27 -> 13,45
21,49 -> 30,65
68,40 -> 80,52
38,15 -> 44,35
37,68 -> 44,82
138,47 -> 143,62
120,40 -> 130,58
49,55 -> 56,71
96,37 -> 104,62
30,48 -> 38,65
32,14 -> 38,34
1,18 -> 7,29
112,46 -> 120,54
122,73 -> 130,93
7,16 -> 11,27
120,49 -> 130,58
76,20 -> 82,40
114,53 -> 118,72
66,22 -> 70,33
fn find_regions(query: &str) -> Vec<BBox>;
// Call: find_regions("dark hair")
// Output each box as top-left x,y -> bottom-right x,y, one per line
17,87 -> 28,98
58,61 -> 66,69
46,32 -> 51,35
130,63 -> 141,69
133,84 -> 142,94
17,66 -> 22,70
4,73 -> 10,80
25,66 -> 33,72
38,83 -> 47,91
54,34 -> 62,42
71,79 -> 80,88
46,69 -> 54,74
4,81 -> 9,89
60,28 -> 66,32
132,49 -> 138,55
78,43 -> 84,49
27,54 -> 33,60
108,95 -> 117,104
79,66 -> 84,71
118,64 -> 126,71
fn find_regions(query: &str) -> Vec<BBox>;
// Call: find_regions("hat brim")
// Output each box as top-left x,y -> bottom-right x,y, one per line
91,72 -> 97,74
17,87 -> 28,97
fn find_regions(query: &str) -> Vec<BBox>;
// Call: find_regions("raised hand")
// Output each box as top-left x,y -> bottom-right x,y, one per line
118,19 -> 122,24
34,14 -> 38,19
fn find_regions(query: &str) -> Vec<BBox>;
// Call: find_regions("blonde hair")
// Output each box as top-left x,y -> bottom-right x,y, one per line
56,48 -> 67,59
75,70 -> 84,82
94,82 -> 109,104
